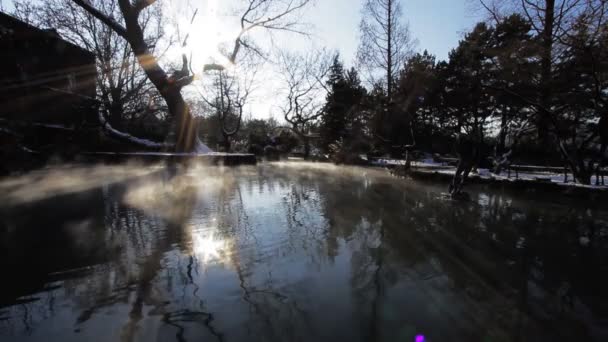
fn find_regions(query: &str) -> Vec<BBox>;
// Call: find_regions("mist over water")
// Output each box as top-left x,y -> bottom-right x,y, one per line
0,162 -> 607,342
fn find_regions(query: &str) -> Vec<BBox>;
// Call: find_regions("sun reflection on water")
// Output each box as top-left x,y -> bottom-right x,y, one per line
189,225 -> 233,267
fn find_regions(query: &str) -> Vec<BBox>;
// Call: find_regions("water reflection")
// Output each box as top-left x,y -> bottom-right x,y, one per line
0,162 -> 607,342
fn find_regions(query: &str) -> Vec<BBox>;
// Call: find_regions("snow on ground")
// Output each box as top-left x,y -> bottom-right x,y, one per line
32,122 -> 73,130
371,153 -> 450,168
371,158 -> 450,168
430,167 -> 606,189
0,126 -> 21,137
485,170 -> 607,189
372,157 -> 608,189
88,151 -> 253,157
194,138 -> 213,154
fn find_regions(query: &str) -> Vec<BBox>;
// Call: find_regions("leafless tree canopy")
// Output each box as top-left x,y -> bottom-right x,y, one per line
200,61 -> 258,151
14,0 -> 168,132
356,0 -> 416,100
66,0 -> 314,152
277,49 -> 331,155
206,0 -> 314,71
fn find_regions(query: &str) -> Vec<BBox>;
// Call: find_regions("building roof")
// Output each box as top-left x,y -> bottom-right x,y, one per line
0,11 -> 95,59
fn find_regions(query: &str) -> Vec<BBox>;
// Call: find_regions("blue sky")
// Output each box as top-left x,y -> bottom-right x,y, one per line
1,0 -> 485,119
311,0 -> 483,64
2,0 -> 483,61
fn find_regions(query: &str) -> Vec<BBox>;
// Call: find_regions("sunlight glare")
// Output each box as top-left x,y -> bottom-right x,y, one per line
191,228 -> 228,265
172,0 -> 239,74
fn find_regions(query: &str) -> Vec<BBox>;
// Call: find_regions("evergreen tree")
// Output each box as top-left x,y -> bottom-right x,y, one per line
320,55 -> 366,152
394,50 -> 437,150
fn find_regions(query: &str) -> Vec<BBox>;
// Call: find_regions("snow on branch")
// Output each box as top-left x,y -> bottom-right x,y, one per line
98,111 -> 171,149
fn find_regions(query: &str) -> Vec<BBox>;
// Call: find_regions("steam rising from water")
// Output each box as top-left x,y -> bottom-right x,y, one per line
0,163 -> 161,206
1,161 -> 607,341
0,162 -> 397,209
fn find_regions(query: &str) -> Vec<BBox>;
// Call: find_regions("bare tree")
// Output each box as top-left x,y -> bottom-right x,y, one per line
278,49 -> 331,158
71,0 -> 314,153
69,0 -> 199,151
356,0 -> 415,101
200,65 -> 257,152
10,0 -> 37,23
14,0 -> 168,139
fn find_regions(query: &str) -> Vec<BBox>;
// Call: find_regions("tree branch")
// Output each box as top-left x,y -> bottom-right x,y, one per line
71,0 -> 128,39
133,0 -> 157,15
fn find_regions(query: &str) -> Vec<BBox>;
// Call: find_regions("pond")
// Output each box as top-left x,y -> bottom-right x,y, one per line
1,162 -> 607,342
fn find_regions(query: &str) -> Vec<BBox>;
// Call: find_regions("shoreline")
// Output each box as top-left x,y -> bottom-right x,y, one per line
385,165 -> 608,200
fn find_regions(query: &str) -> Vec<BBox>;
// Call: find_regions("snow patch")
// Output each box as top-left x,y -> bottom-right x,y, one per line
375,157 -> 608,190
98,112 -> 171,149
98,112 -> 214,153
194,138 -> 213,154
32,123 -> 72,130
0,126 -> 20,137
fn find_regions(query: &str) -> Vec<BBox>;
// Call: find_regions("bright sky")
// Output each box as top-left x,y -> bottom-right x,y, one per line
2,0 -> 483,119
309,0 -> 481,64
249,0 -> 483,118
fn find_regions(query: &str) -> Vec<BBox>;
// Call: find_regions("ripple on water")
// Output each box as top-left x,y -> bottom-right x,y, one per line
1,162 -> 607,342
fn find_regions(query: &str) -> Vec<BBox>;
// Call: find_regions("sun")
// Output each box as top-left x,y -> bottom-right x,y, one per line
171,0 -> 240,74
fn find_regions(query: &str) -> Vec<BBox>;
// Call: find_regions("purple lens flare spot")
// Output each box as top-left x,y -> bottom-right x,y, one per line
415,335 -> 425,342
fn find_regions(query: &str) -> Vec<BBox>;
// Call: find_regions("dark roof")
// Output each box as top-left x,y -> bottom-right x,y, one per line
0,11 -> 95,59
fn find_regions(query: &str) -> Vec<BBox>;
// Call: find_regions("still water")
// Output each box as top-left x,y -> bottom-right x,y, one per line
0,162 -> 607,342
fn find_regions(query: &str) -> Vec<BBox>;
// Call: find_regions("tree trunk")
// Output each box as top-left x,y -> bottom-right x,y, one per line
223,137 -> 231,153
500,108 -> 508,151
573,166 -> 592,185
404,148 -> 412,169
560,145 -> 593,185
386,0 -> 393,101
119,2 -> 198,153
72,0 -> 201,153
108,99 -> 124,130
166,90 -> 198,152
538,0 -> 555,145
304,138 -> 311,159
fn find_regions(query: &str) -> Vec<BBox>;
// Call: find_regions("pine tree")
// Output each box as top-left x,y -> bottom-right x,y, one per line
320,55 -> 366,152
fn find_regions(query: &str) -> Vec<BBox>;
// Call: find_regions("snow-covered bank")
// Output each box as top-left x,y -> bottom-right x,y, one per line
373,158 -> 608,191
